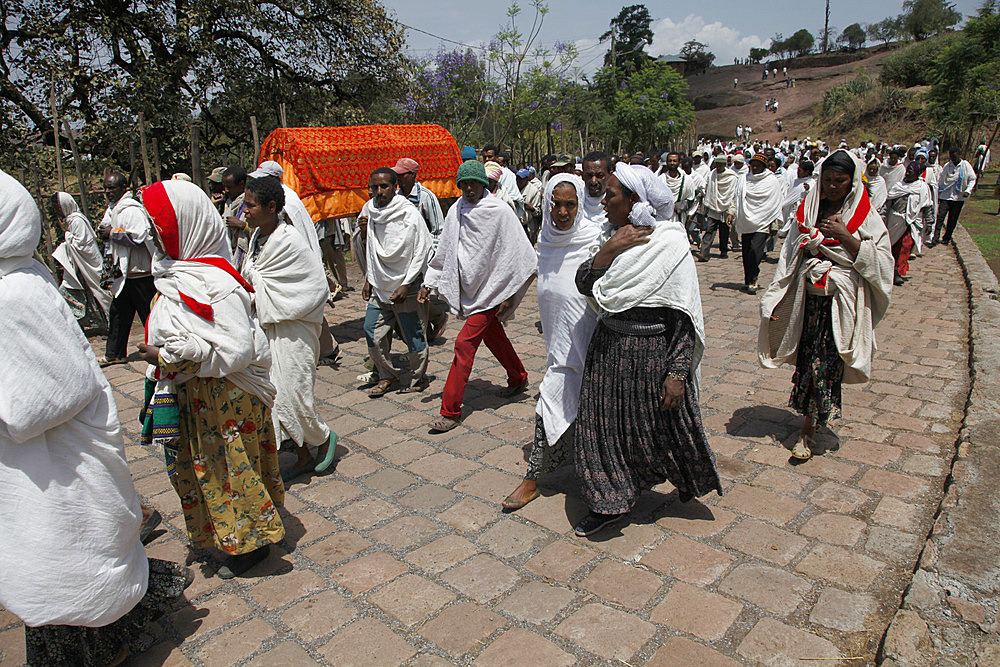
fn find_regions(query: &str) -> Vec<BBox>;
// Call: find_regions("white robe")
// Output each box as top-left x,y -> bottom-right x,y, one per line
362,194 -> 431,302
734,170 -> 784,235
885,179 -> 932,245
879,162 -> 906,193
703,168 -> 738,219
282,184 -> 322,260
658,171 -> 696,221
53,194 -> 113,317
243,223 -> 330,446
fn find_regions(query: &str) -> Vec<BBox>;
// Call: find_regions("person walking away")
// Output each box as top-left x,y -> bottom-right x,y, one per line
734,154 -> 784,293
932,147 -> 976,246
50,191 -> 113,327
885,161 -> 933,285
418,161 -> 537,432
698,155 -> 738,261
759,150 -> 893,460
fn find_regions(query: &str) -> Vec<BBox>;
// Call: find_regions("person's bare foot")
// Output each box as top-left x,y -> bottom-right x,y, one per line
502,479 -> 540,511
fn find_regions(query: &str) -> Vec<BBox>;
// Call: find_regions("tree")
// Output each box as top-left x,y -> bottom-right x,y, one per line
867,16 -> 904,44
680,40 -> 716,75
749,47 -> 770,63
901,0 -> 963,40
838,23 -> 868,49
787,29 -> 816,56
402,49 -> 493,147
599,4 -> 654,73
0,0 -> 406,174
613,61 -> 694,150
822,0 -> 832,52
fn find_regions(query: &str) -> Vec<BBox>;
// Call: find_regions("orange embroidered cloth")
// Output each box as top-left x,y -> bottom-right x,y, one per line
258,124 -> 462,222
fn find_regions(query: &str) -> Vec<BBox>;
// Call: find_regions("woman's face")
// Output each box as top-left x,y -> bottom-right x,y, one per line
820,168 -> 853,203
601,175 -> 634,228
243,189 -> 276,229
550,183 -> 578,231
866,161 -> 879,178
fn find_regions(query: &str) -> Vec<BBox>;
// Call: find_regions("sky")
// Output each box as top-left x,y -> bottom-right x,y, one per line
383,0 -> 985,77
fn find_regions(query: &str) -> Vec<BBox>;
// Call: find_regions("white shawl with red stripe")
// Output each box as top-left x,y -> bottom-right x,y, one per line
758,150 -> 893,384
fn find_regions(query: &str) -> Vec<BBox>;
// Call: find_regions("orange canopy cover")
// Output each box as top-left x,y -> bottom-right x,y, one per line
258,124 -> 463,222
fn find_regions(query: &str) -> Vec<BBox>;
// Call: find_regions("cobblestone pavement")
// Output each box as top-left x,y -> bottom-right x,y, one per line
0,241 -> 970,666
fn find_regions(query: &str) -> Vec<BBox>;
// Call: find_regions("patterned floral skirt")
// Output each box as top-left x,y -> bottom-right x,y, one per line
24,559 -> 189,666
524,416 -> 573,480
789,294 -> 845,427
575,308 -> 723,515
171,377 -> 285,555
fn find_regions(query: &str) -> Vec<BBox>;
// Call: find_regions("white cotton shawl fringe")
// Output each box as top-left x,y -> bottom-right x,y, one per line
535,174 -> 602,446
0,169 -> 147,627
758,150 -> 894,384
424,191 -> 537,319
734,170 -> 784,234
362,193 -> 431,303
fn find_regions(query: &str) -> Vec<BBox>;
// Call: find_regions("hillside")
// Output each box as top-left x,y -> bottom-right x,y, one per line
687,47 -> 913,143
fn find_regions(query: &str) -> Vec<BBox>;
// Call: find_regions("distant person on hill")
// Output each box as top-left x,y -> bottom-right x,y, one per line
734,77 -> 738,88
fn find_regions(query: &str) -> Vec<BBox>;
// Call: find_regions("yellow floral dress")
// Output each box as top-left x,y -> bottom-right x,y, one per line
162,358 -> 285,555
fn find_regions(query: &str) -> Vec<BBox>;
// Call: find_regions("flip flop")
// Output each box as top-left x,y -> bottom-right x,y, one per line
501,488 -> 540,511
314,432 -> 339,473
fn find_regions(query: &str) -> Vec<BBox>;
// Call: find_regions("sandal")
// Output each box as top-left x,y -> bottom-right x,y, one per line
790,433 -> 813,461
98,356 -> 125,367
496,380 -> 529,398
574,512 -> 626,537
502,487 -> 540,512
314,432 -> 339,473
399,377 -> 431,394
368,378 -> 399,397
429,416 -> 461,433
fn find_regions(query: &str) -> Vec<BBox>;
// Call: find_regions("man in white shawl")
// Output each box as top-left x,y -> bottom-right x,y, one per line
97,173 -> 156,365
0,170 -> 190,663
734,154 -> 785,293
502,174 -> 602,512
758,150 -> 893,461
418,160 -> 537,432
581,151 -> 611,227
360,168 -> 433,397
698,155 -> 738,261
240,176 -> 338,482
50,191 -> 113,324
779,159 -> 816,237
917,149 -> 942,248
657,152 -> 697,231
878,148 -> 906,193
932,146 -> 977,246
885,161 -> 933,285
571,163 -> 722,537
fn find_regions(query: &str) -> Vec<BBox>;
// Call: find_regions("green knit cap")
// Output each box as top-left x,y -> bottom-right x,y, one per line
456,160 -> 489,186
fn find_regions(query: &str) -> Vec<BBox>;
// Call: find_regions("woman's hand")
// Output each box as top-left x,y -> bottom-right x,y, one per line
817,214 -> 849,242
593,225 -> 653,268
137,343 -> 160,364
660,376 -> 686,411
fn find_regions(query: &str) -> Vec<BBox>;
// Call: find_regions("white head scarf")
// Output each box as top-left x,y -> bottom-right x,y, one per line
0,170 -> 41,265
796,149 -> 871,255
538,174 -> 601,250
613,163 -> 675,226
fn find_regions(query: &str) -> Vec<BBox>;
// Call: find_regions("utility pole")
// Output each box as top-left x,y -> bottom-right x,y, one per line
823,0 -> 831,52
611,32 -> 616,69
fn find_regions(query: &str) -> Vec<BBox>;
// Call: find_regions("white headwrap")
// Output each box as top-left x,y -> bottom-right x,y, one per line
613,163 -> 675,227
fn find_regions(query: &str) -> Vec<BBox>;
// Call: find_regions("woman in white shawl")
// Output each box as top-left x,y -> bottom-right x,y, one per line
865,158 -> 889,215
49,192 -> 113,326
240,176 -> 338,482
734,153 -> 784,293
884,161 -> 933,285
0,170 -> 190,663
139,179 -> 285,579
758,149 -> 893,460
571,164 -> 722,537
502,174 -> 602,511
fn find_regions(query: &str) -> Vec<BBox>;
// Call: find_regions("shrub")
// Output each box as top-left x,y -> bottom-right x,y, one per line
822,72 -> 915,133
879,33 -> 961,87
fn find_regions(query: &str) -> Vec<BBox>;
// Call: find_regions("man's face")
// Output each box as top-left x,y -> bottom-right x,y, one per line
222,175 -> 244,201
103,177 -> 127,204
396,171 -> 416,192
904,162 -> 923,183
749,160 -> 766,175
459,179 -> 486,204
481,149 -> 495,163
715,162 -> 727,173
666,154 -> 680,172
950,150 -> 961,165
496,155 -> 507,168
582,160 -> 610,199
887,153 -> 900,166
866,162 -> 879,178
368,173 -> 395,207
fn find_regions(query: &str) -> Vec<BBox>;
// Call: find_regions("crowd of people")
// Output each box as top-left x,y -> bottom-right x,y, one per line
0,125 -> 994,661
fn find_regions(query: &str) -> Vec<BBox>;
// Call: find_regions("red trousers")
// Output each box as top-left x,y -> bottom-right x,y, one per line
440,307 -> 527,418
892,233 -> 914,277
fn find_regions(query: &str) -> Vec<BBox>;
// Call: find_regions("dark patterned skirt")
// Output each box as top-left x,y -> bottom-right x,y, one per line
575,309 -> 723,515
789,294 -> 844,427
525,416 -> 573,480
24,559 -> 190,666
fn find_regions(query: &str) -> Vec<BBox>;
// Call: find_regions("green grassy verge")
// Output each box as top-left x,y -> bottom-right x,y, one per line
962,166 -> 1000,279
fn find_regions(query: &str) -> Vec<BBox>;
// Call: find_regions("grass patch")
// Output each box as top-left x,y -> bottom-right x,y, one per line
962,166 -> 1000,279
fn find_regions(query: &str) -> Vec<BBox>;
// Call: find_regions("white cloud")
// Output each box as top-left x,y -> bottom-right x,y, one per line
649,14 -> 771,65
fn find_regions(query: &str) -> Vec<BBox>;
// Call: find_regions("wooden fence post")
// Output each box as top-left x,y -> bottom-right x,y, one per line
250,116 -> 260,163
151,137 -> 162,182
49,85 -> 65,191
31,166 -> 56,271
62,119 -> 89,218
279,103 -> 287,129
138,112 -> 152,185
190,123 -> 202,189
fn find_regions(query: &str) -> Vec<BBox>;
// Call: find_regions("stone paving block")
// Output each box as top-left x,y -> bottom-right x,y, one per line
406,535 -> 479,574
478,518 -> 549,558
589,522 -> 666,561
283,510 -> 337,547
721,518 -> 807,565
832,440 -> 903,467
809,481 -> 871,513
362,468 -> 419,495
866,525 -> 922,563
440,554 -> 520,602
398,484 -> 459,512
525,540 -> 595,582
648,636 -> 740,666
440,432 -> 503,458
751,468 -> 810,495
797,455 -> 859,482
651,581 -> 744,640
169,593 -> 250,640
480,444 -> 529,475
406,451 -> 482,485
555,602 -> 656,661
333,452 -> 383,478
319,618 -> 417,666
245,642 -> 321,666
496,581 -> 577,624
810,588 -> 876,632
718,563 -> 812,615
872,497 -> 923,532
473,628 -> 575,666
859,469 -> 932,499
296,479 -> 363,509
738,617 -> 842,663
902,453 -> 946,477
800,512 -> 868,547
656,502 -> 737,537
379,439 -> 434,465
516,491 -> 586,534
331,552 -> 409,594
301,531 -> 371,568
580,560 -> 664,609
454,468 -> 521,503
336,496 -> 402,530
281,590 -> 357,642
248,569 -> 325,608
370,515 -> 442,550
197,617 -> 274,666
0,627 -> 26,667
350,427 -> 407,452
419,602 -> 505,657
367,574 -> 456,626
641,534 -> 733,585
438,497 -> 500,533
716,484 -> 806,524
796,543 -> 887,590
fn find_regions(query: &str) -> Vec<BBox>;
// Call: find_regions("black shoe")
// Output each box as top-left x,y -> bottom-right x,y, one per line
139,509 -> 162,545
893,275 -> 905,286
217,545 -> 270,579
574,512 -> 626,537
